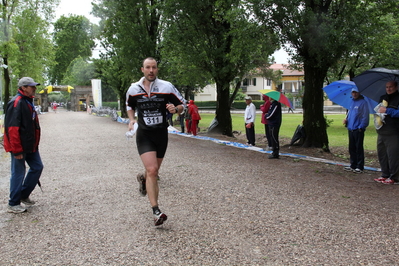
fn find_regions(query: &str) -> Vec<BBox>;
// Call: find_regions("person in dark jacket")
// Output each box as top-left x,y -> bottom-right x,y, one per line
4,77 -> 43,213
374,81 -> 399,185
266,99 -> 282,159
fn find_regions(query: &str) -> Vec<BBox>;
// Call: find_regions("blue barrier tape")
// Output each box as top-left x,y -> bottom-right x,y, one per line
167,126 -> 380,172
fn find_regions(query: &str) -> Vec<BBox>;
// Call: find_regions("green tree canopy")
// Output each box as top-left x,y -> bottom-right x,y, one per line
12,9 -> 55,82
328,13 -> 399,82
93,0 -> 161,117
1,0 -> 59,111
50,15 -> 96,85
161,0 -> 278,136
62,56 -> 94,86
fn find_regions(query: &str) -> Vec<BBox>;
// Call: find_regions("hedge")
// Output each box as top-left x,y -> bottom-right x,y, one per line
196,100 -> 264,109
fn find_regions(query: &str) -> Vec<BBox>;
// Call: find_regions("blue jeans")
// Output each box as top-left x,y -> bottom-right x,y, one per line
9,150 -> 44,206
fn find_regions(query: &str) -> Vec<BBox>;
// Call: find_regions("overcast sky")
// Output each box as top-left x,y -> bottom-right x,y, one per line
273,49 -> 289,64
55,0 -> 99,23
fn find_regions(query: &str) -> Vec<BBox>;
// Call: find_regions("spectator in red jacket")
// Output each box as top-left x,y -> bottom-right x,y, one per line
4,77 -> 44,213
188,100 -> 201,135
260,95 -> 272,150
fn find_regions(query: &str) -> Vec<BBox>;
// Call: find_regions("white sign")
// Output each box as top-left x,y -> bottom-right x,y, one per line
91,79 -> 102,108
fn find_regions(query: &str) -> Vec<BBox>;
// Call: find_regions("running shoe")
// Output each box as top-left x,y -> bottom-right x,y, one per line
344,166 -> 354,172
21,197 -> 36,206
374,177 -> 387,183
7,204 -> 27,213
137,173 -> 146,196
154,212 -> 168,226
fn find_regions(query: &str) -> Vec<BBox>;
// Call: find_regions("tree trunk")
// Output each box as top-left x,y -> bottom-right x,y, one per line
208,80 -> 233,136
3,57 -> 11,112
229,79 -> 241,107
119,90 -> 127,118
302,63 -> 329,151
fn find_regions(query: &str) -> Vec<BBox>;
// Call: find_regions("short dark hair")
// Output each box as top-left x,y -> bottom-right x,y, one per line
142,57 -> 157,66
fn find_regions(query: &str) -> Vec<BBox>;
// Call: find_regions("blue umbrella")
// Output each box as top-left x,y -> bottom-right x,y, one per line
322,80 -> 378,114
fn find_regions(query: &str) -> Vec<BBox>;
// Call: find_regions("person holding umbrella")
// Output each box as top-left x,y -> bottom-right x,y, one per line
266,98 -> 282,159
374,81 -> 399,185
260,95 -> 272,150
343,87 -> 369,174
3,77 -> 44,213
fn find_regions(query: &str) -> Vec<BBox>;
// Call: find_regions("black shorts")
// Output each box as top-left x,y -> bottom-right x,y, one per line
136,127 -> 168,158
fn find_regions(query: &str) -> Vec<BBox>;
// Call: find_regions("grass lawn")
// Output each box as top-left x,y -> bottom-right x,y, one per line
197,112 -> 377,150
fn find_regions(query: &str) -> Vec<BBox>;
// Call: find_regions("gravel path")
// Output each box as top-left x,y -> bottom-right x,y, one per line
1,109 -> 399,265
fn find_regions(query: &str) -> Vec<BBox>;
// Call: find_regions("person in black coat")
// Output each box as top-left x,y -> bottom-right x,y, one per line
266,99 -> 282,159
374,81 -> 399,184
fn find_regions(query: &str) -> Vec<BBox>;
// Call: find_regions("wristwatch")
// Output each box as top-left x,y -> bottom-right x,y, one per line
175,106 -> 179,113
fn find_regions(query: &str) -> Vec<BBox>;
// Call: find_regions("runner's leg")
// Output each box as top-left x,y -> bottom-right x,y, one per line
140,151 -> 163,207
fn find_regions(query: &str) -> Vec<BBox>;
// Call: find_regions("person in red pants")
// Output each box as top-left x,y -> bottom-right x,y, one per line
188,100 -> 201,135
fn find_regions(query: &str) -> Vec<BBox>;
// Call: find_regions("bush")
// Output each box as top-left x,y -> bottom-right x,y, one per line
195,101 -> 217,109
231,100 -> 263,109
194,100 -> 264,109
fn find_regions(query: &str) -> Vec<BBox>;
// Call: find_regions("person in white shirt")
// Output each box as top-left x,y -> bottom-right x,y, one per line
244,96 -> 256,146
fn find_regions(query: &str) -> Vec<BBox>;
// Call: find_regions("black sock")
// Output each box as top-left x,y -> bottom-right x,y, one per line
152,206 -> 161,215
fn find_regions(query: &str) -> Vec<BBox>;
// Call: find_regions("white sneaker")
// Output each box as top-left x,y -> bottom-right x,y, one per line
354,168 -> 363,174
7,204 -> 27,213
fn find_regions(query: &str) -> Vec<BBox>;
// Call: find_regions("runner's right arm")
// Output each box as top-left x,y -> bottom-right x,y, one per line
127,109 -> 136,131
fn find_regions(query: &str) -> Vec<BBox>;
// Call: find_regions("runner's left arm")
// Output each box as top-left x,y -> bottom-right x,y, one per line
168,84 -> 187,114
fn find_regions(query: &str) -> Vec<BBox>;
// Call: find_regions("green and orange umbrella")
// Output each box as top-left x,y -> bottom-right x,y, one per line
258,89 -> 293,108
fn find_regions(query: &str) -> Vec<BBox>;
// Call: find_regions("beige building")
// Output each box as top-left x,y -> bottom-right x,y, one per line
194,64 -> 304,108
194,83 -> 217,101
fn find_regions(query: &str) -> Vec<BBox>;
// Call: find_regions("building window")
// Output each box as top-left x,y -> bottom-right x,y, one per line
243,78 -> 249,86
283,81 -> 299,93
252,78 -> 256,86
267,79 -> 271,86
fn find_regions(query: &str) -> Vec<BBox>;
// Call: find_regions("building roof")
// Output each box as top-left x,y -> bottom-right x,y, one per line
270,64 -> 304,76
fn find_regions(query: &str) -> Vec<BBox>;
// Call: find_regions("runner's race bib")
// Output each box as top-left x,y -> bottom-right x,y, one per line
143,112 -> 163,126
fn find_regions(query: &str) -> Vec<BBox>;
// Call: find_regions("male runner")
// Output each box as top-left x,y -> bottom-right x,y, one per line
126,57 -> 186,226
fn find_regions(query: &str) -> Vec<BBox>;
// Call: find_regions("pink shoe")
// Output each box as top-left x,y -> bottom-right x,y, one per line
374,177 -> 387,183
381,178 -> 398,185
